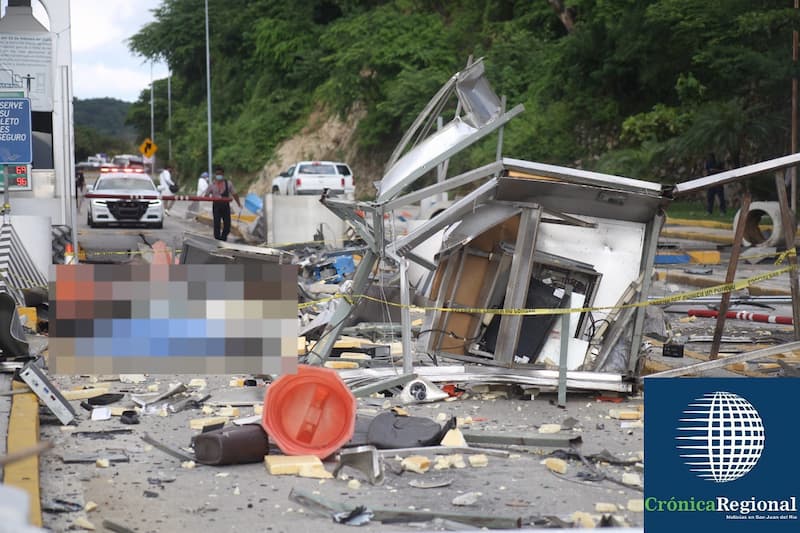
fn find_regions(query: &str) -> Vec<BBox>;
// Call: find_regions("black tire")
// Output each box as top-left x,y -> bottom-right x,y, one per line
51,225 -> 71,263
87,212 -> 95,228
272,186 -> 280,194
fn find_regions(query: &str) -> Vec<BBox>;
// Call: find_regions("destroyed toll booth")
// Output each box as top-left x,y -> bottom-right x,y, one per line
308,58 -> 800,397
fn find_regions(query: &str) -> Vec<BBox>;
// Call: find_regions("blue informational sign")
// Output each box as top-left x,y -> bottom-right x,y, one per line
0,98 -> 33,165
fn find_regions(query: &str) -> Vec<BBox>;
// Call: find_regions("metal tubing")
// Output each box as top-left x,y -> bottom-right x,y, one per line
674,152 -> 800,195
383,161 -> 503,212
391,178 -> 499,256
628,214 -> 664,373
774,173 -> 800,338
710,193 -> 751,359
493,206 -> 541,365
646,341 -> 800,378
557,287 -> 572,407
399,258 -> 414,374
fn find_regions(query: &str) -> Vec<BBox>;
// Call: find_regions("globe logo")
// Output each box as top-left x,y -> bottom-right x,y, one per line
676,391 -> 765,483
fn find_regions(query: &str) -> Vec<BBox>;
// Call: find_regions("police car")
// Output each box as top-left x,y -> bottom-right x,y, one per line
87,168 -> 164,229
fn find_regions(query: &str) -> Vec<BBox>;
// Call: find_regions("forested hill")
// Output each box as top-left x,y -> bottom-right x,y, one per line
73,98 -> 137,162
125,1 -> 800,195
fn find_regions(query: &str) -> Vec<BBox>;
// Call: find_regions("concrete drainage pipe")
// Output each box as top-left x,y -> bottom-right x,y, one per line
732,201 -> 795,247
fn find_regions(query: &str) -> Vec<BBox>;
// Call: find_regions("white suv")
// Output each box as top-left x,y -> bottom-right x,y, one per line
271,161 -> 354,198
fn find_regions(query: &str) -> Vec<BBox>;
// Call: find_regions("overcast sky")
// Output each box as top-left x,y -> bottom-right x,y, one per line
1,0 -> 170,102
69,0 -> 170,102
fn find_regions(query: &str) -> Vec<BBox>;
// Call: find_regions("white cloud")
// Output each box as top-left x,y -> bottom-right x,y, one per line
68,0 -> 169,101
0,0 -> 173,101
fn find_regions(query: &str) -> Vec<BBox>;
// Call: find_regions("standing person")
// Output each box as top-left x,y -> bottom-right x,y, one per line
158,164 -> 176,215
188,171 -> 210,215
196,171 -> 209,196
75,168 -> 85,210
704,153 -> 726,215
202,165 -> 242,241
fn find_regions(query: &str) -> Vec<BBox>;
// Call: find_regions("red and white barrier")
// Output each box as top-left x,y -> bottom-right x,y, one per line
687,309 -> 793,325
84,193 -> 232,202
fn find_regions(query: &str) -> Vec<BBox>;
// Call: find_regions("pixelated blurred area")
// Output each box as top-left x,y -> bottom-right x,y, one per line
48,264 -> 297,374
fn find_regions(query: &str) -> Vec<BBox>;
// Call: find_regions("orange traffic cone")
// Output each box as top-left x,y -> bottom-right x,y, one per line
64,243 -> 76,264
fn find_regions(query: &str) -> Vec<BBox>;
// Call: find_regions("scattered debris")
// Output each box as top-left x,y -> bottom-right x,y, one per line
408,479 -> 453,489
595,502 -> 619,513
440,428 -> 467,447
401,455 -> 431,474
332,445 -> 384,485
467,454 -> 488,468
265,455 -> 328,476
538,423 -> 562,434
543,457 -> 568,474
627,499 -> 644,512
451,491 -> 482,506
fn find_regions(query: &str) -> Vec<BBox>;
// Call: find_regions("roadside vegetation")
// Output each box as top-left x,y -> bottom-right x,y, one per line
108,1 -> 800,206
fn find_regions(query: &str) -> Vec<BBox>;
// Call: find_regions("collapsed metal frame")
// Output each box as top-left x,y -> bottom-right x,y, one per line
307,58 -> 800,392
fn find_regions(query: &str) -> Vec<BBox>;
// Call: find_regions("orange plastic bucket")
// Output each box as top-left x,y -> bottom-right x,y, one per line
261,365 -> 356,458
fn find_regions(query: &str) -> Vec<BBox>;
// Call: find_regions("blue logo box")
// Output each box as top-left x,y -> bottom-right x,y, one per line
645,378 -> 800,532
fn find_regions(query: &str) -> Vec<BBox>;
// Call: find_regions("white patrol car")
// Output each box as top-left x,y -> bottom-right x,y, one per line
87,168 -> 164,229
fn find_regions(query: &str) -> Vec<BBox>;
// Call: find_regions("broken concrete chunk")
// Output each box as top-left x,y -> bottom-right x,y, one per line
450,454 -> 467,469
628,499 -> 644,512
452,491 -> 482,506
347,479 -> 362,490
339,352 -> 371,360
543,457 -> 568,474
609,409 -> 641,420
61,387 -> 110,401
72,517 -> 96,530
266,455 -> 324,476
84,501 -> 98,513
433,456 -> 452,470
622,472 -> 642,487
595,502 -> 618,513
188,378 -> 207,389
181,461 -> 196,469
95,458 -> 110,468
538,423 -> 562,434
440,428 -> 467,447
119,374 -> 147,384
456,416 -> 473,426
467,454 -> 488,468
189,417 -> 229,430
298,463 -> 333,479
401,455 -> 431,474
201,405 -> 215,415
216,407 -> 240,418
570,511 -> 596,528
323,360 -> 360,369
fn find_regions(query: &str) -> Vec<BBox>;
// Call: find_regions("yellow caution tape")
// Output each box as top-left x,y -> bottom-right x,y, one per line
775,247 -> 797,265
299,265 -> 795,316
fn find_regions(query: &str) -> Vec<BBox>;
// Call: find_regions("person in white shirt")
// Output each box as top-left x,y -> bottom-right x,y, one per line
158,164 -> 176,214
188,171 -> 210,215
196,171 -> 209,196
